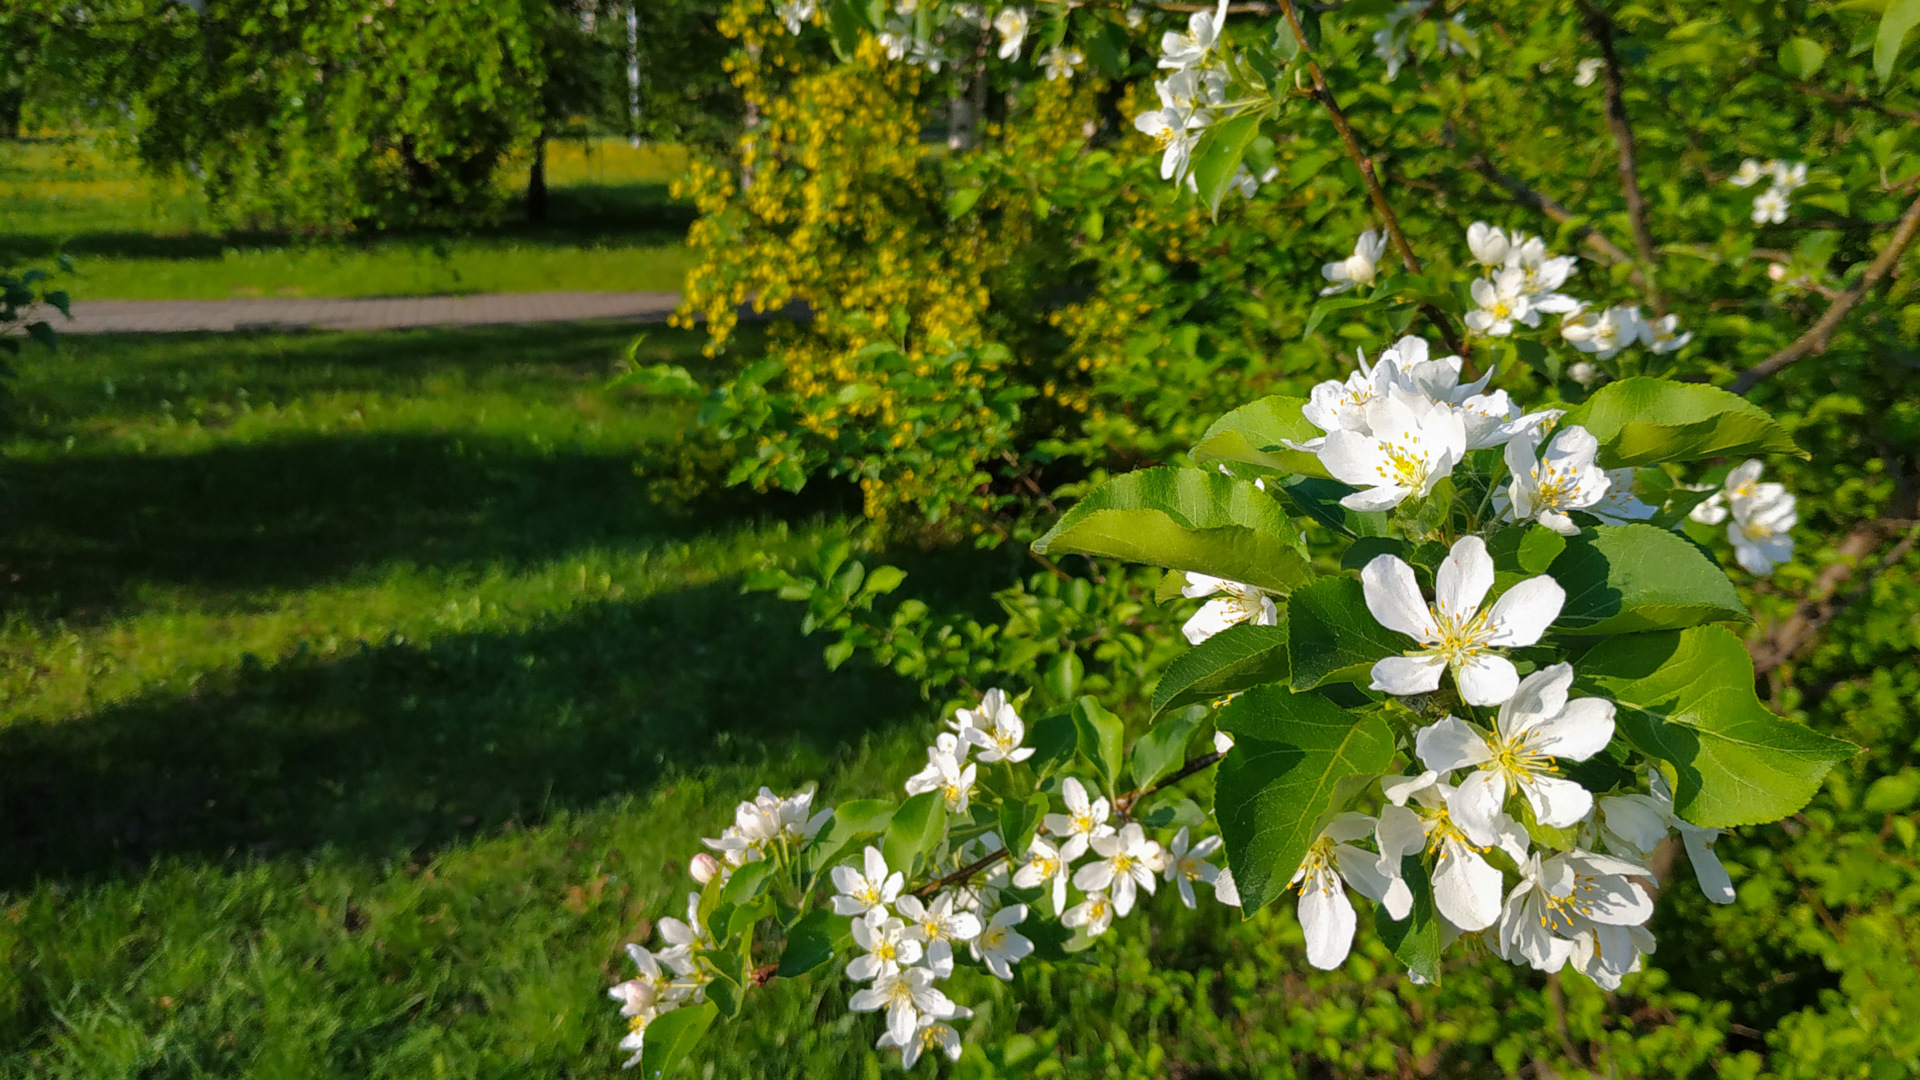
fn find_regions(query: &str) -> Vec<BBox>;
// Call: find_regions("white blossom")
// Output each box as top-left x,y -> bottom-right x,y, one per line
1467,222 -> 1510,268
1378,773 -> 1529,931
1492,849 -> 1654,979
1729,158 -> 1767,187
876,1011 -> 966,1069
1317,388 -> 1468,511
1321,230 -> 1388,295
896,891 -> 983,961
849,966 -> 959,1048
1162,827 -> 1223,908
1730,489 -> 1796,575
775,0 -> 815,34
1290,812 -> 1412,969
1652,770 -> 1736,903
848,915 -> 925,981
1042,777 -> 1114,860
993,7 -> 1028,59
1464,267 -> 1533,337
1752,186 -> 1790,224
1073,822 -> 1163,915
1574,57 -> 1605,86
1181,573 -> 1279,644
1011,835 -> 1073,915
959,688 -> 1034,763
1041,45 -> 1083,80
1362,535 -> 1566,706
1562,304 -> 1647,360
1062,890 -> 1116,936
970,904 -> 1034,978
1499,423 -> 1612,535
1642,313 -> 1692,354
832,845 -> 906,919
1589,469 -> 1658,526
1158,0 -> 1229,70
1416,663 -> 1616,845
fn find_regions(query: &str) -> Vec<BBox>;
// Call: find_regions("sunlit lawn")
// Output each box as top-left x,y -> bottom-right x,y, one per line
0,139 -> 695,299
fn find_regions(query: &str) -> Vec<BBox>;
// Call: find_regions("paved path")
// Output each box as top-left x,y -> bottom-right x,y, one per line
57,292 -> 697,335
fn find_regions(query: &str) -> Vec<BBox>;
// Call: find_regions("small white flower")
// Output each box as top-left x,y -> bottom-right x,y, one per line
993,7 -> 1028,59
1180,574 -> 1279,644
1317,389 -> 1468,512
775,0 -> 816,34
849,966 -> 959,1049
1133,96 -> 1209,181
960,689 -> 1034,764
1492,848 -> 1654,977
1752,186 -> 1790,225
1561,304 -> 1647,360
1011,835 -> 1073,915
1042,777 -> 1114,860
1464,267 -> 1534,337
896,891 -> 983,956
1362,535 -> 1566,706
1377,773 -> 1530,931
969,904 -> 1034,978
1158,0 -> 1230,70
1771,160 -> 1808,189
876,1010 -> 967,1069
1730,489 -> 1796,575
1041,45 -> 1083,80
1062,890 -> 1116,936
832,845 -> 905,919
1574,57 -> 1605,87
1569,922 -> 1656,990
1289,812 -> 1412,969
1642,313 -> 1692,354
1499,423 -> 1612,535
1729,158 -> 1766,188
1073,822 -> 1163,916
1415,663 -> 1616,845
688,852 -> 721,884
1652,770 -> 1735,903
1212,731 -> 1235,754
906,737 -> 977,812
1589,469 -> 1658,526
1321,229 -> 1389,295
1466,222 -> 1510,268
1568,360 -> 1599,387
1162,827 -> 1224,908
848,915 -> 925,981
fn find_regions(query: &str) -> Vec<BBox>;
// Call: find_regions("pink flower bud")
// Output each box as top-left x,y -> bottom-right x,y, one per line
690,853 -> 721,884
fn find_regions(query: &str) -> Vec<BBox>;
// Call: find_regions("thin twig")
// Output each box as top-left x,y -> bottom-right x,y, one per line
1751,516 -> 1920,675
1729,191 -> 1920,395
1792,81 -> 1920,125
1463,150 -> 1647,285
910,748 -> 1227,897
1575,0 -> 1664,315
1273,0 -> 1468,358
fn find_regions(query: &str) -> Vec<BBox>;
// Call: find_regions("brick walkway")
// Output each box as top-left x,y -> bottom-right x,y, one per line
57,291 -> 694,335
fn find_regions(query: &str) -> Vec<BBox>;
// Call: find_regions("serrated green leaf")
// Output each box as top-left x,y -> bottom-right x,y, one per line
1287,576 -> 1407,691
1547,525 -> 1748,635
1213,686 -> 1394,912
1190,394 -> 1330,479
1276,475 -> 1392,539
1557,377 -> 1801,468
1032,467 -> 1313,595
640,1002 -> 719,1079
1151,623 -> 1291,718
1576,627 -> 1859,828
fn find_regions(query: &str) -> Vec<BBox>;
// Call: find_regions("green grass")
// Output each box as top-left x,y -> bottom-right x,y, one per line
0,139 -> 696,299
0,325 -> 1743,1079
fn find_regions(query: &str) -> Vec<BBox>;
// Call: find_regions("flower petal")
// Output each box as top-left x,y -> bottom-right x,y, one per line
1432,843 -> 1504,931
1483,576 -> 1566,647
1523,775 -> 1594,829
1455,653 -> 1520,707
1446,769 -> 1509,847
1435,536 -> 1495,620
1529,696 -> 1616,762
1371,653 -> 1448,696
1414,715 -> 1495,772
1298,877 -> 1357,969
1362,555 -> 1437,640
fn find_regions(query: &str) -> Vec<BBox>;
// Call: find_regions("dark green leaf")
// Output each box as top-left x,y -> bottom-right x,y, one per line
1027,708 -> 1079,779
1556,377 -> 1801,468
1287,576 -> 1407,691
1151,623 -> 1291,718
1277,475 -> 1392,539
640,1002 -> 719,1079
1190,113 -> 1263,219
1548,525 -> 1747,635
776,908 -> 843,978
1375,856 -> 1439,982
1213,686 -> 1395,912
883,791 -> 948,876
1032,467 -> 1313,595
1131,706 -> 1206,789
1073,696 -> 1127,796
998,794 -> 1048,856
1577,627 -> 1859,828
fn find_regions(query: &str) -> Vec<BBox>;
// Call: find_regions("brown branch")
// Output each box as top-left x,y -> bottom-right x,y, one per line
1464,150 -> 1647,286
1792,82 -> 1920,125
1575,0 -> 1664,315
910,749 -> 1227,897
1274,0 -> 1468,359
1750,516 -> 1920,676
1729,191 -> 1920,395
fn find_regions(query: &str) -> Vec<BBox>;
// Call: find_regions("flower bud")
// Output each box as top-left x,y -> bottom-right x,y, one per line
690,853 -> 722,884
1568,361 -> 1598,387
1767,262 -> 1787,282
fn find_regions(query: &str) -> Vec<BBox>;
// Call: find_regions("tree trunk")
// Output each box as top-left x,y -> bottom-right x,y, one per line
527,131 -> 548,222
0,90 -> 23,140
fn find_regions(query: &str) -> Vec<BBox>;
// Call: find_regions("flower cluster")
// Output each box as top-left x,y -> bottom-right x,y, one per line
1131,0 -> 1262,195
1731,158 -> 1809,225
1458,223 -> 1692,367
1690,459 -> 1799,574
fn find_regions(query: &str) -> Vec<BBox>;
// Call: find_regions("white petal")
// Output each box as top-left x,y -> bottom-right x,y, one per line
1375,803 -> 1428,862
1319,430 -> 1392,489
1454,653 -> 1520,707
1361,555 -> 1437,640
1299,878 -> 1357,969
1434,536 -> 1495,620
1500,663 -> 1573,738
1446,769 -> 1509,847
1415,715 -> 1495,772
1684,830 -> 1736,903
1370,653 -> 1447,696
1529,697 -> 1616,762
1484,576 -> 1566,646
1432,844 -> 1504,931
1524,775 -> 1594,829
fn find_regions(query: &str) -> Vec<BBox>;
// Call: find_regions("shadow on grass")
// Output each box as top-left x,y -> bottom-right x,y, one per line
0,182 -> 697,263
0,431 -> 857,623
0,583 -> 919,889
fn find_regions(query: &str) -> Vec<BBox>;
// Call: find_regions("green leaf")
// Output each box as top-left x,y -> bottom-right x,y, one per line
1073,696 -> 1127,796
640,1002 -> 719,1079
946,186 -> 985,219
1138,792 -> 1208,828
1374,856 -> 1439,983
1026,707 -> 1079,779
718,859 -> 773,911
608,363 -> 703,398
1190,394 -> 1330,479
1302,293 -> 1374,338
1032,467 -> 1313,595
1547,525 -> 1748,635
1190,113 -> 1263,219
1778,36 -> 1828,77
1876,0 -> 1920,83
1212,686 -> 1395,912
1276,476 -> 1392,539
862,565 -> 908,596
1577,627 -> 1859,828
1556,377 -> 1801,468
882,791 -> 948,876
776,909 -> 843,978
1150,623 -> 1291,718
1130,706 -> 1206,790
998,794 -> 1048,855
825,0 -> 869,60
806,799 -> 895,879
1287,576 -> 1407,691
